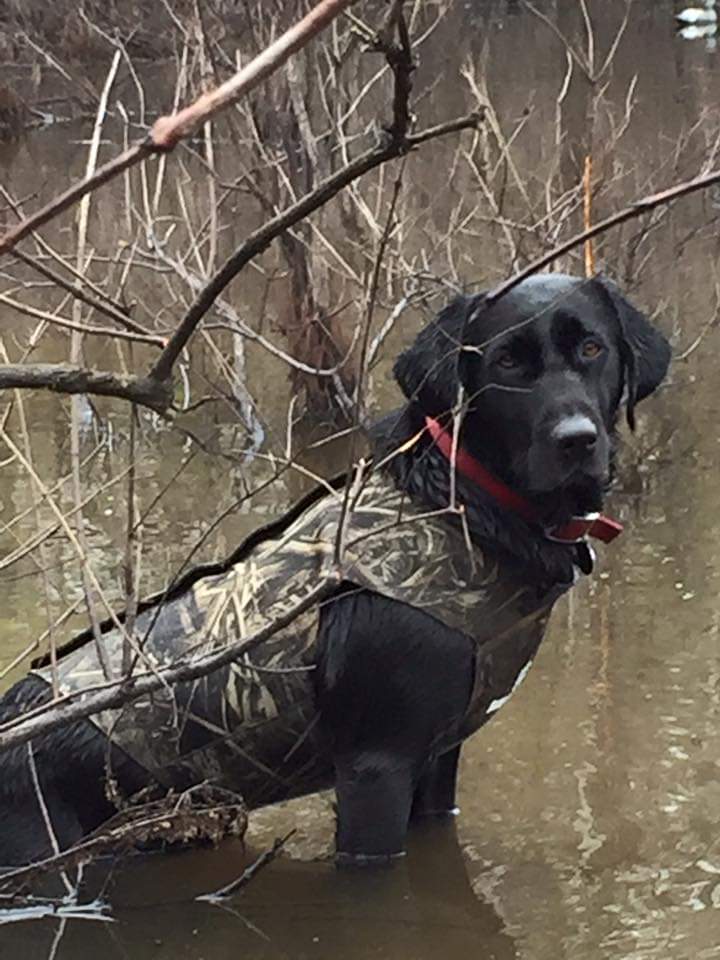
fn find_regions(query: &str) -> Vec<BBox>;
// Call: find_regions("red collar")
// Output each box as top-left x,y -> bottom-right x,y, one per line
425,417 -> 623,545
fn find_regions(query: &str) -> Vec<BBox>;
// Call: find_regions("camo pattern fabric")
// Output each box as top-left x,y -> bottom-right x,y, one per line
34,468 -> 574,803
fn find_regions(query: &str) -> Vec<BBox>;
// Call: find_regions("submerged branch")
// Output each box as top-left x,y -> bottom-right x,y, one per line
196,831 -> 296,902
0,786 -> 247,893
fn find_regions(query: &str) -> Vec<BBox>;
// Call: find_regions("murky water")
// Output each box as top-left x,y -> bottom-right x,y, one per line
1,1 -> 720,957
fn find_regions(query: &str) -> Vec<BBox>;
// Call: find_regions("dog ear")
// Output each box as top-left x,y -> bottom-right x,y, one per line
592,276 -> 671,430
393,295 -> 478,418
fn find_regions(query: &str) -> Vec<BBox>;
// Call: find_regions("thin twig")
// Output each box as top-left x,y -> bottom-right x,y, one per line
70,53 -> 122,684
26,743 -> 75,897
487,166 -> 720,305
196,831 -> 296,902
0,292 -> 164,346
583,155 -> 594,278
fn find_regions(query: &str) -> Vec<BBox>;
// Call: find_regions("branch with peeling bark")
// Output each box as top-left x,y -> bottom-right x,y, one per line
0,364 -> 172,414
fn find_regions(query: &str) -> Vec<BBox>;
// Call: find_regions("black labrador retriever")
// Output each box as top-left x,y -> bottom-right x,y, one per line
0,273 -> 670,867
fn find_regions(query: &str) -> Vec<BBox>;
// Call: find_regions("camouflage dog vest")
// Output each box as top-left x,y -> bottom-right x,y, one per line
35,469 -> 575,805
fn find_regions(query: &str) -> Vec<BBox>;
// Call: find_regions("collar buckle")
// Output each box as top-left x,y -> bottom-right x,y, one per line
545,513 -> 600,544
546,513 -> 624,545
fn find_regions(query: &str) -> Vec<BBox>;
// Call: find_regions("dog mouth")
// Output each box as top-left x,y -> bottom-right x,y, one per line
526,471 -> 609,526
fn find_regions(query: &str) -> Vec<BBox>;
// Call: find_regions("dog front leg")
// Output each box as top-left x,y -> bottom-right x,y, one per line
333,750 -> 416,866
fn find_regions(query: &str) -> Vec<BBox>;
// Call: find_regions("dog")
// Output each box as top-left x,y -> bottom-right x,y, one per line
0,273 -> 670,867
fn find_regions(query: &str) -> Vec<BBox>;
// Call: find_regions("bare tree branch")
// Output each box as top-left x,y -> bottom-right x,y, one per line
0,142 -> 152,258
0,106 -> 479,415
151,0 -> 357,149
487,165 -> 720,304
0,364 -> 172,413
149,113 -> 480,383
0,0 -> 357,258
11,248 -> 152,338
0,292 -> 165,346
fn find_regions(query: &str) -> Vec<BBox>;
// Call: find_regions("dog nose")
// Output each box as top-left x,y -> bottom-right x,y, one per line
551,415 -> 598,458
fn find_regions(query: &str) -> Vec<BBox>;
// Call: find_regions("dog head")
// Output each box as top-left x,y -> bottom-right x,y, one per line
394,273 -> 671,524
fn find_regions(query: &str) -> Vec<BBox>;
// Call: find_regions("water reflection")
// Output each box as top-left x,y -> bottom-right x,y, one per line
0,825 -> 516,960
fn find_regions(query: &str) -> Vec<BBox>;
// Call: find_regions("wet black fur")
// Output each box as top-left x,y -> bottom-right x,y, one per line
0,274 -> 670,867
380,275 -> 671,586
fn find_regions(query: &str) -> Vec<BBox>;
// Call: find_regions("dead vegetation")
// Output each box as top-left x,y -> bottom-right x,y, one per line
0,783 -> 247,897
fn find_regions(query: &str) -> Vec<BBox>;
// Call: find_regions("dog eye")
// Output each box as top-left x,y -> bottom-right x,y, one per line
581,340 -> 603,359
496,351 -> 518,369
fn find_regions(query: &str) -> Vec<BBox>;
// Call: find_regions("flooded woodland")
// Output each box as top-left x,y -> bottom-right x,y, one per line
1,0 -> 720,957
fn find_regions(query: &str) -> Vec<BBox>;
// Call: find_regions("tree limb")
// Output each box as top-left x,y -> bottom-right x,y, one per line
0,0 -> 357,258
0,364 -> 172,414
0,142 -> 153,257
149,113 -> 480,382
151,0 -> 357,148
12,248 -> 154,338
487,166 -> 720,304
0,292 -> 165,347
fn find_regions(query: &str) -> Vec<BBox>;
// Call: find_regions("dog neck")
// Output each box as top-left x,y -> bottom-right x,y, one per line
424,417 -> 623,546
372,405 -> 614,586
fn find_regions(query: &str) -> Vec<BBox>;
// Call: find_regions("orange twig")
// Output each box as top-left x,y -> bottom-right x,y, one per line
583,154 -> 595,278
488,164 -> 720,304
